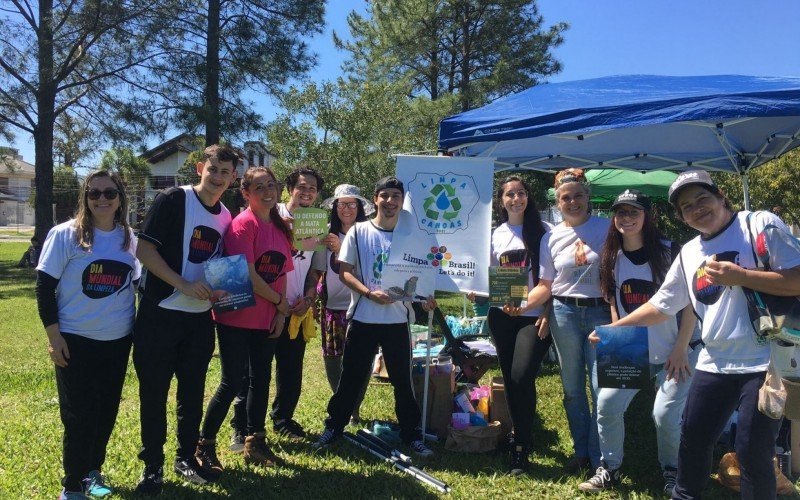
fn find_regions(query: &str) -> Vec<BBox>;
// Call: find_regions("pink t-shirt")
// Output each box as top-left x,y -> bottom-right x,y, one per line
214,208 -> 294,330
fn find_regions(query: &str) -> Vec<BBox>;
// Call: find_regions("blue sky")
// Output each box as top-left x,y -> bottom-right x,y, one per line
9,0 -> 800,164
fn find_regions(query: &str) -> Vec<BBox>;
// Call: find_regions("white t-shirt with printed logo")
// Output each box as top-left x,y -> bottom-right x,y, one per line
338,221 -> 409,324
37,220 -> 140,341
490,222 -> 552,317
539,215 -> 610,298
649,211 -> 800,374
614,241 -> 700,364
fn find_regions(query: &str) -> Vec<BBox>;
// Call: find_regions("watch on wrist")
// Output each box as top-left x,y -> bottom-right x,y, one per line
303,296 -> 314,306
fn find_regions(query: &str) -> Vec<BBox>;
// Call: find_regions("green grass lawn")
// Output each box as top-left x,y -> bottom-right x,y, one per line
0,240 -> 756,498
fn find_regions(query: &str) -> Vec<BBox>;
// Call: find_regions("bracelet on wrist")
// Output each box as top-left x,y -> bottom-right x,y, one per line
365,289 -> 371,300
303,295 -> 314,306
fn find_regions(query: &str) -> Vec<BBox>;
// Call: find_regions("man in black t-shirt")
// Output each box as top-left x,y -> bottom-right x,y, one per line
133,144 -> 239,495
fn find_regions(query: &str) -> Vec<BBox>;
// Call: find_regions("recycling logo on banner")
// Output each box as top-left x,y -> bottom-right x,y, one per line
424,184 -> 462,221
408,172 -> 480,234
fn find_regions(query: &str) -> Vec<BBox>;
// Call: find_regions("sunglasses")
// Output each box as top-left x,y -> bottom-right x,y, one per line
86,188 -> 120,200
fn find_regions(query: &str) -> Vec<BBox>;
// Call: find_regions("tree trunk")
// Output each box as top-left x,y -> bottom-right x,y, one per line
34,0 -> 56,246
205,0 -> 221,146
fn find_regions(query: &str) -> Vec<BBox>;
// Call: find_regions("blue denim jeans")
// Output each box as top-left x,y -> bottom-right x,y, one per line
596,347 -> 699,470
549,299 -> 610,467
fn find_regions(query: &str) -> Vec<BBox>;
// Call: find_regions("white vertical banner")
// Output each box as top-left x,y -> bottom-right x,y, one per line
390,155 -> 493,294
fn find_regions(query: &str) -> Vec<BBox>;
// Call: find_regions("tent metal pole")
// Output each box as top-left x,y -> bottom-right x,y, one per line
742,172 -> 751,211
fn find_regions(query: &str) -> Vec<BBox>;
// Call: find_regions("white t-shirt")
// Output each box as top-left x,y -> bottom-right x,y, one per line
614,241 -> 699,364
278,203 -> 317,305
539,215 -> 610,297
158,185 -> 231,312
37,220 -> 140,341
312,232 -> 351,311
649,211 -> 800,374
490,222 -> 552,317
338,221 -> 410,324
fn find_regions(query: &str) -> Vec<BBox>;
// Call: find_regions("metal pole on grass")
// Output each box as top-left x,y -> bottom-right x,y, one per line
421,297 -> 434,443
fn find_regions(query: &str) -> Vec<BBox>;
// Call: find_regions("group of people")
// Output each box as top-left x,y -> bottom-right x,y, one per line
37,144 -> 435,499
35,142 -> 800,500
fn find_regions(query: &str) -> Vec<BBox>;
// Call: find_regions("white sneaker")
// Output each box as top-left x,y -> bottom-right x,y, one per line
409,440 -> 434,457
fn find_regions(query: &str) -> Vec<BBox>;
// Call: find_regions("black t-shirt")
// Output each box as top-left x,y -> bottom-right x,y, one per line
138,187 -> 223,304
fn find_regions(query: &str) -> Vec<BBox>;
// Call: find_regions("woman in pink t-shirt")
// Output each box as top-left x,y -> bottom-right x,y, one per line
198,167 -> 294,471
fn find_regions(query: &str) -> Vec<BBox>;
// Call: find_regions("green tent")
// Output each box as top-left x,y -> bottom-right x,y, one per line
547,169 -> 678,203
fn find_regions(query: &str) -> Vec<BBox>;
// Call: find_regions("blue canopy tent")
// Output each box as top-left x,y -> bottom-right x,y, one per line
438,75 -> 800,209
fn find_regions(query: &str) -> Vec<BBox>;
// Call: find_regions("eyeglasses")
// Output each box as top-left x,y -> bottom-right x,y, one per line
86,188 -> 120,200
614,209 -> 643,219
337,201 -> 359,210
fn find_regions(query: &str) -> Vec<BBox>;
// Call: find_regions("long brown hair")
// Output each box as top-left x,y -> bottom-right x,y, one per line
74,170 -> 132,251
241,166 -> 293,244
599,206 -> 671,301
495,175 -> 547,283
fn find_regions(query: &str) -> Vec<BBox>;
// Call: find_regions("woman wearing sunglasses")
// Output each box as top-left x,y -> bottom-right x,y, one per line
198,166 -> 293,469
578,190 -> 698,494
36,171 -> 139,499
313,184 -> 374,424
508,168 -> 610,473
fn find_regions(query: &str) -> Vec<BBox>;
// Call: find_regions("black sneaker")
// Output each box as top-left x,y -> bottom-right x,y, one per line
274,419 -> 307,440
313,427 -> 341,450
578,462 -> 621,492
134,464 -> 163,496
509,445 -> 529,476
230,429 -> 246,453
173,457 -> 209,485
663,466 -> 677,496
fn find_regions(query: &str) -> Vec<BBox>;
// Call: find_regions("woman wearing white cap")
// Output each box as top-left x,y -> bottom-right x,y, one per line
312,184 -> 374,423
579,189 -> 699,495
591,170 -> 800,499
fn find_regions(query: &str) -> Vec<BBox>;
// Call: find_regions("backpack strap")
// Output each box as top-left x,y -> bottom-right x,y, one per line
746,211 -> 770,271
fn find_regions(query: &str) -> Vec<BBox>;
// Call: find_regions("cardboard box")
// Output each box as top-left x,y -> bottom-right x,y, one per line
413,369 -> 456,438
490,376 -> 512,435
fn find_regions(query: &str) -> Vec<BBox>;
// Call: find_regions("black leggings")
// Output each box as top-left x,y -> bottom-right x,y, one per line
487,307 -> 552,449
201,324 -> 277,439
56,333 -> 131,491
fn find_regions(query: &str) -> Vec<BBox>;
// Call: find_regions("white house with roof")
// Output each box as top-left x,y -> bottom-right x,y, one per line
140,134 -> 275,192
133,134 -> 275,224
0,147 -> 35,226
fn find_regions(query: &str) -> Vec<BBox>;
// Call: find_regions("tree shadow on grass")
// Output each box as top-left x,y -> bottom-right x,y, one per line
0,260 -> 35,299
111,456 -> 438,499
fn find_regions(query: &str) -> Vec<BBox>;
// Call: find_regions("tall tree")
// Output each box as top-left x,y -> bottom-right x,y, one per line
0,0 -> 171,245
336,0 -> 567,111
53,112 -> 98,169
266,78 -> 459,197
712,150 -> 800,227
151,0 -> 325,146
